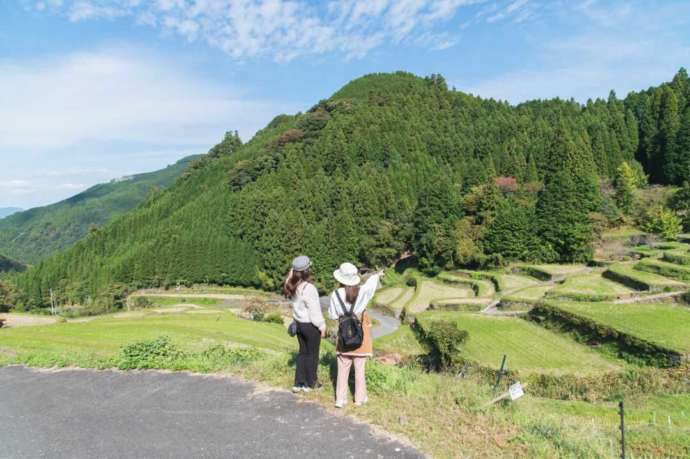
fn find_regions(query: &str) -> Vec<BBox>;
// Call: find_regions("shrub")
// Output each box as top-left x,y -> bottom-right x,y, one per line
423,320 -> 468,370
118,336 -> 186,370
640,205 -> 683,240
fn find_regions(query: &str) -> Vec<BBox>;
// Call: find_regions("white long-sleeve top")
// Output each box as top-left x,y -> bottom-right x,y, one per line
328,274 -> 381,320
292,282 -> 326,331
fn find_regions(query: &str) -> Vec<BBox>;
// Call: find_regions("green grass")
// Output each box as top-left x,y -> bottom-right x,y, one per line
551,301 -> 690,354
636,258 -> 690,282
0,312 -> 295,367
548,272 -> 634,301
416,311 -> 623,375
604,263 -> 686,292
375,324 -> 427,357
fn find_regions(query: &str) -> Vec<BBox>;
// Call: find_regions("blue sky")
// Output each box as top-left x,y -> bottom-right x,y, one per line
1,0 -> 689,209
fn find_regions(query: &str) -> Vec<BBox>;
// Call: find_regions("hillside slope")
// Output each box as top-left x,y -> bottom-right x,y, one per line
0,156 -> 200,264
14,71 -> 690,309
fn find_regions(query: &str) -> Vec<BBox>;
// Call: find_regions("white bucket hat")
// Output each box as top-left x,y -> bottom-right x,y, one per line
333,262 -> 361,286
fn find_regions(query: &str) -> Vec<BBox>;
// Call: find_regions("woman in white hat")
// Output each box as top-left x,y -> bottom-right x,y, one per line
284,255 -> 326,393
328,262 -> 383,408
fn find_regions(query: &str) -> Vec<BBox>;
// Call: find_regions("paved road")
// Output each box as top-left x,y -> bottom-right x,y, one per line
0,366 -> 420,459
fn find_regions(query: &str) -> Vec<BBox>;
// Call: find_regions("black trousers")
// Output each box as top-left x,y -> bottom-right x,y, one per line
295,322 -> 321,388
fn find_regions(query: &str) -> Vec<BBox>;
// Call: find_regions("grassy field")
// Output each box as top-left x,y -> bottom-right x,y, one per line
416,311 -> 623,375
604,263 -> 686,291
375,324 -> 427,356
548,272 -> 635,301
550,301 -> 690,354
0,312 -> 295,367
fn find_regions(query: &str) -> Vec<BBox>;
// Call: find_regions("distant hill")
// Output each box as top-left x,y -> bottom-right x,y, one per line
0,254 -> 26,273
0,208 -> 22,219
0,156 -> 200,264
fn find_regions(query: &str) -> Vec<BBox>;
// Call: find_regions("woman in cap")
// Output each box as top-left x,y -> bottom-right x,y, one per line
283,255 -> 326,393
328,262 -> 383,408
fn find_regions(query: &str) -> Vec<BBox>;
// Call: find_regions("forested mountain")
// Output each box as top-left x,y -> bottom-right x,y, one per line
0,208 -> 22,219
0,156 -> 200,264
13,70 -> 690,309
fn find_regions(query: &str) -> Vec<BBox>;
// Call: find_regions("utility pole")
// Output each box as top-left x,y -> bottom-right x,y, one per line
619,400 -> 626,459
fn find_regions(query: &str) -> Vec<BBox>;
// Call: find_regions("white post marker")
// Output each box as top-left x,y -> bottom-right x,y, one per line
509,382 -> 524,401
483,382 -> 528,408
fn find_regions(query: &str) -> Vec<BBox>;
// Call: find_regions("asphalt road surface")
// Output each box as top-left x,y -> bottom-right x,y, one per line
0,366 -> 420,459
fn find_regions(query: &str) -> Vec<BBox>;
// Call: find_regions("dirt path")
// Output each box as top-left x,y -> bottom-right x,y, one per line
0,313 -> 59,328
613,291 -> 687,304
0,366 -> 420,459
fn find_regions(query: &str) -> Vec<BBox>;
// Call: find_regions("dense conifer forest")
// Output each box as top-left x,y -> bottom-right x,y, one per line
0,155 -> 200,264
11,70 -> 690,309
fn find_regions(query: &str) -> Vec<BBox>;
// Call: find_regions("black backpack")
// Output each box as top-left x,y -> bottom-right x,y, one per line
335,290 -> 364,352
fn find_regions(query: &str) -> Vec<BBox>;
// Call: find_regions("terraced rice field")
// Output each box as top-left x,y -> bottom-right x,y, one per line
389,287 -> 415,313
663,250 -> 690,265
438,272 -> 495,297
494,273 -> 540,292
550,301 -> 690,354
636,258 -> 690,281
407,281 -> 474,313
548,272 -> 634,301
416,311 -> 623,375
374,287 -> 405,305
517,264 -> 587,280
604,263 -> 686,292
502,285 -> 554,303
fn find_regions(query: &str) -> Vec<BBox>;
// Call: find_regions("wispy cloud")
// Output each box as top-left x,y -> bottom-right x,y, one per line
0,48 -> 292,152
462,0 -> 690,103
28,0 -> 531,61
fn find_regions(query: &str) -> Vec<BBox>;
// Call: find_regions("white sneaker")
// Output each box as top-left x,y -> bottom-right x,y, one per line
334,400 -> 346,408
301,387 -> 312,393
292,386 -> 302,393
354,397 -> 368,406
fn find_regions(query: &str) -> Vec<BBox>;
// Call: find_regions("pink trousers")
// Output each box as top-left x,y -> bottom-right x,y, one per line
336,354 -> 367,404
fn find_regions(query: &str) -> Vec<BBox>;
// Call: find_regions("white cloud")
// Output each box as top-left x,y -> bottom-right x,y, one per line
32,0 -> 491,61
0,48 -> 292,152
0,48 -> 300,207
